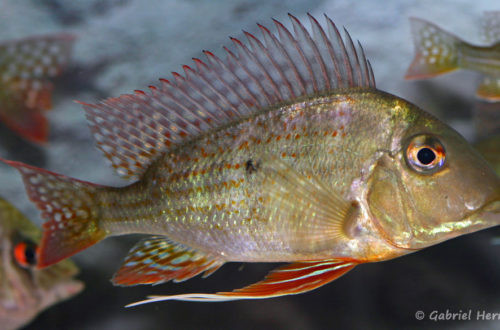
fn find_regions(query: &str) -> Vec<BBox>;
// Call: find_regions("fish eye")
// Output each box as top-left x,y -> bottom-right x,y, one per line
405,135 -> 446,173
13,240 -> 38,268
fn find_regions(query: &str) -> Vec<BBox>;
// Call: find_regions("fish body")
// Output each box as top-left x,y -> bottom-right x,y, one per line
405,14 -> 500,101
3,14 -> 500,303
100,91 -> 403,263
0,34 -> 74,143
0,197 -> 83,330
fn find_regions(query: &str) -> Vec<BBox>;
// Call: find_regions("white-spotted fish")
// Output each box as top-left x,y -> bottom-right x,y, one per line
405,13 -> 500,101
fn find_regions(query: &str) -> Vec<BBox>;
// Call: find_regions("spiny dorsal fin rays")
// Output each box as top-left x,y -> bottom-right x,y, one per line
126,259 -> 356,305
80,13 -> 376,180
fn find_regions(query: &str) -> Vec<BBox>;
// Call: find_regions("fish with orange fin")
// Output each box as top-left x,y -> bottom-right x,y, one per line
2,13 -> 500,305
405,13 -> 500,102
0,197 -> 83,330
0,33 -> 75,144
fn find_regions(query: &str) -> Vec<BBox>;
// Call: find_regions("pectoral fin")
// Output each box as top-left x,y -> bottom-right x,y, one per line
252,155 -> 357,249
127,259 -> 357,305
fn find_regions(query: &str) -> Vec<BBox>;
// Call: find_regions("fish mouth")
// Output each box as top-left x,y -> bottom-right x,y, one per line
387,196 -> 500,252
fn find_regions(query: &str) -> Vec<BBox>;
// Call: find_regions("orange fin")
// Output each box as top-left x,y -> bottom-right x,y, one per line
0,33 -> 75,143
113,237 -> 225,286
78,14 -> 375,180
405,17 -> 461,80
0,159 -> 106,268
127,259 -> 357,305
476,75 -> 500,101
0,108 -> 48,144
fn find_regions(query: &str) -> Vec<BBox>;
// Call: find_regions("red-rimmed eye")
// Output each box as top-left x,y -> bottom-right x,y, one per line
14,240 -> 39,268
406,135 -> 446,173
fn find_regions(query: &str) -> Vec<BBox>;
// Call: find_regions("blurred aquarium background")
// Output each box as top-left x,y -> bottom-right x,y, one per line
0,0 -> 499,329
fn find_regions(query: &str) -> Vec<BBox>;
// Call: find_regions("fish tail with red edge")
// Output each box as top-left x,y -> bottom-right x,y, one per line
0,158 -> 107,268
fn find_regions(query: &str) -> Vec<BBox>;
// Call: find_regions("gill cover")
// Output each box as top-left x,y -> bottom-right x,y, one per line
367,111 -> 500,250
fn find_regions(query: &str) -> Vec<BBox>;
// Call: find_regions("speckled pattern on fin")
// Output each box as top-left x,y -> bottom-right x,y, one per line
477,75 -> 500,101
112,237 -> 225,286
79,13 -> 375,180
405,17 -> 460,79
0,159 -> 105,268
127,259 -> 357,304
254,155 -> 356,248
482,11 -> 500,44
0,34 -> 75,143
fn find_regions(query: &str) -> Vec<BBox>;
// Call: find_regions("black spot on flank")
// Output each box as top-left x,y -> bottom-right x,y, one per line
245,159 -> 258,174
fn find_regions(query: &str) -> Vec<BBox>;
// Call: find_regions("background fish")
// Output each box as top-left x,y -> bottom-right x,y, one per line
0,197 -> 83,330
0,34 -> 74,144
474,134 -> 500,246
405,13 -> 500,102
474,134 -> 500,176
3,13 -> 500,305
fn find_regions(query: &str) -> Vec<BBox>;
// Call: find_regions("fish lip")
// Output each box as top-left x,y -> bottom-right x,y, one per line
379,197 -> 500,252
464,198 -> 500,223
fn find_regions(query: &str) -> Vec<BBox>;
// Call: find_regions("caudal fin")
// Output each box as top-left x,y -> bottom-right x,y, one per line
1,159 -> 106,268
0,34 -> 75,144
405,17 -> 462,79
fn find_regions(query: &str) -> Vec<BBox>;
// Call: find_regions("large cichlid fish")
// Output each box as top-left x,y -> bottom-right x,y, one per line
2,14 -> 500,304
405,12 -> 500,101
0,33 -> 74,144
0,197 -> 83,330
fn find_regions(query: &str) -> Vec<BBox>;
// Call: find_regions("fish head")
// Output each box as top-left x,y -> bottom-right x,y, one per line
367,99 -> 500,251
0,198 -> 83,330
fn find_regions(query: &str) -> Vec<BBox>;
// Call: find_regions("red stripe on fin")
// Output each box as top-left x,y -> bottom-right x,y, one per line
113,237 -> 225,286
0,159 -> 106,268
405,17 -> 460,80
79,14 -> 375,180
127,259 -> 357,305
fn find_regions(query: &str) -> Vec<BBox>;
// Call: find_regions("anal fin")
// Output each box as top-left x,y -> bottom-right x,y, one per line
113,237 -> 225,286
127,259 -> 356,305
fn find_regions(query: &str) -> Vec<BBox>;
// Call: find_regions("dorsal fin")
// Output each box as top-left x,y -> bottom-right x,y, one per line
79,13 -> 376,180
